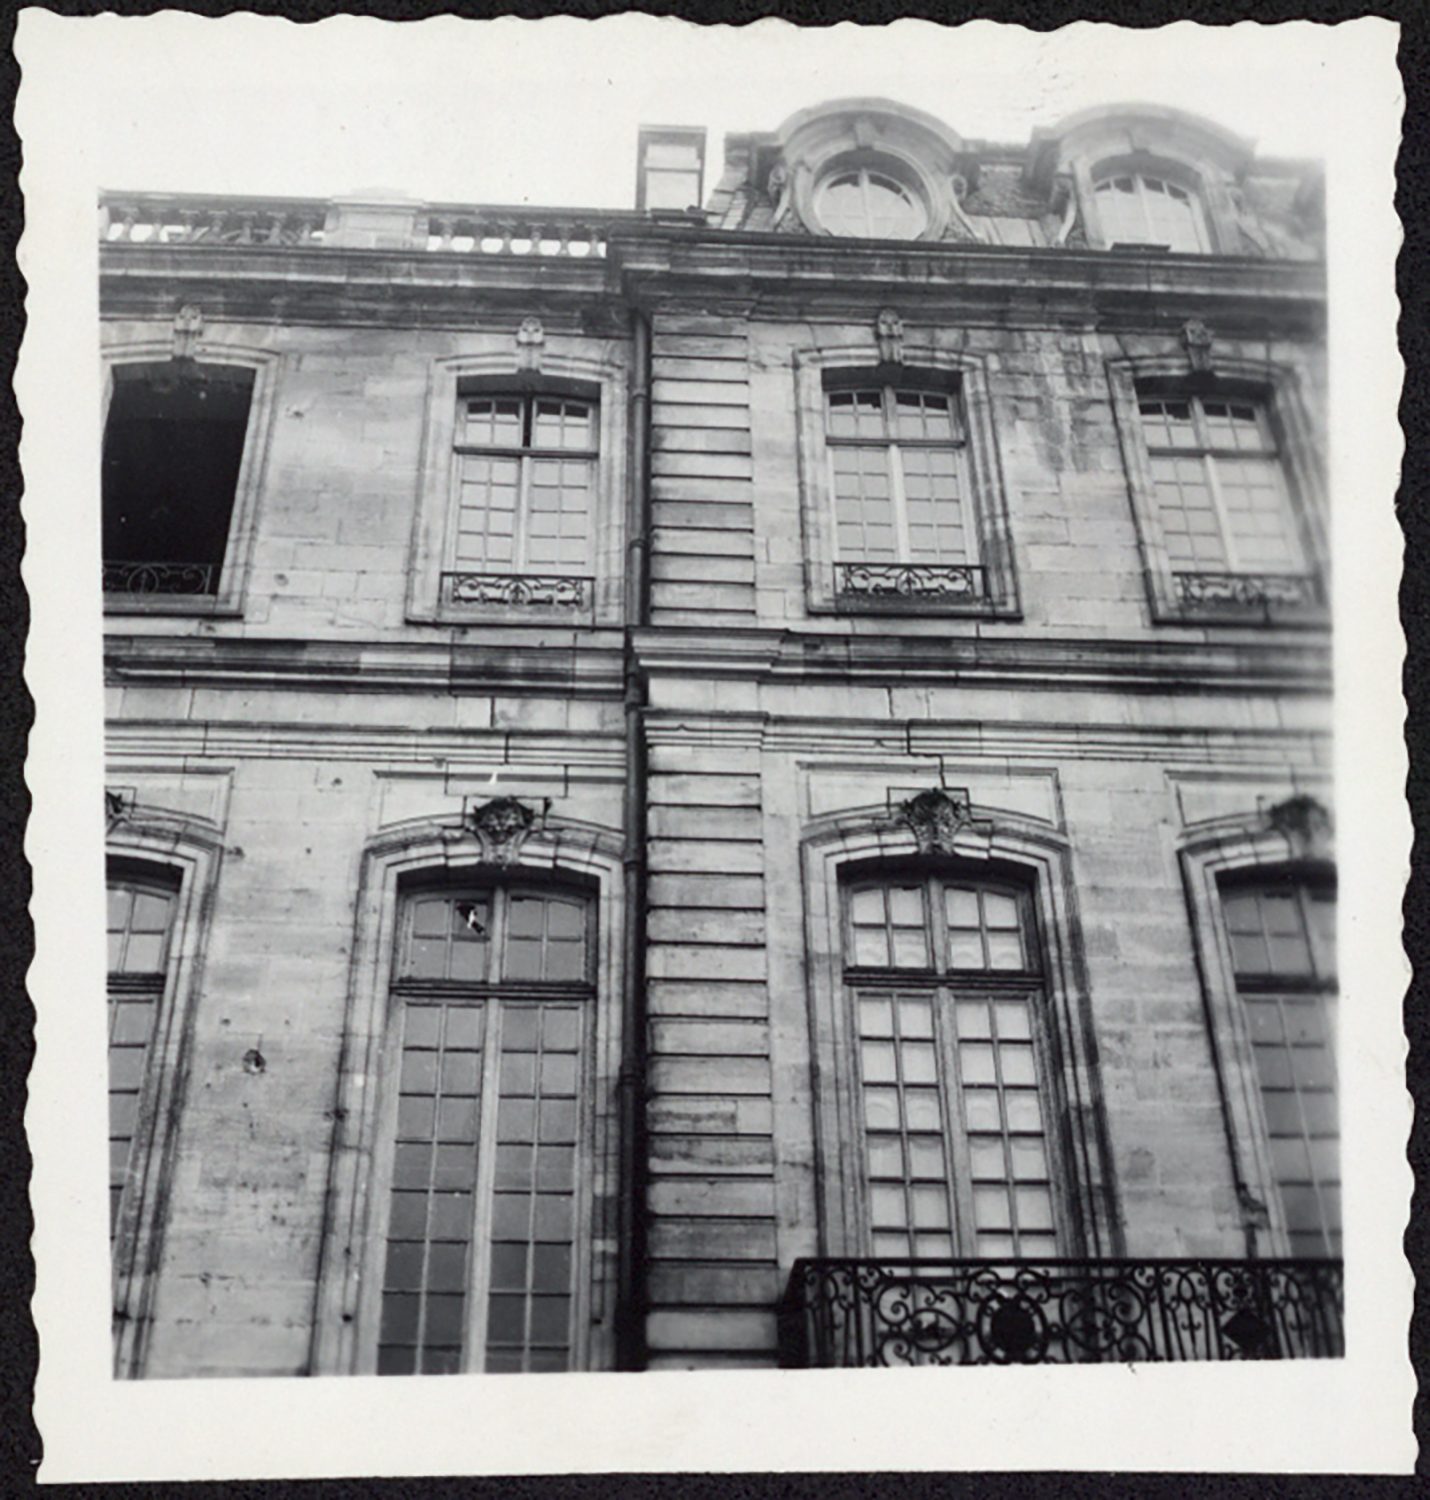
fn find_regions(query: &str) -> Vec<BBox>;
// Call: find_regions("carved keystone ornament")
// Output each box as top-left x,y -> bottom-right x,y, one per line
466,795 -> 538,863
899,787 -> 972,854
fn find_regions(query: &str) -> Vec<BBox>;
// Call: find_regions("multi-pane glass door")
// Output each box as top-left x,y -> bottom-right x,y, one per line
376,886 -> 593,1374
844,874 -> 1061,1260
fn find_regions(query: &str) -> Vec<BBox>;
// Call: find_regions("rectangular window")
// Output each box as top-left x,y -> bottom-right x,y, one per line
1134,393 -> 1320,621
443,394 -> 596,611
1222,874 -> 1338,1258
376,886 -> 593,1374
102,362 -> 255,600
845,875 -> 1059,1260
825,384 -> 994,611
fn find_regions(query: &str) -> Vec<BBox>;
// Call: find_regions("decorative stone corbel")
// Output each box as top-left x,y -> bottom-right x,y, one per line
105,787 -> 133,833
466,795 -> 539,864
875,308 -> 905,366
1264,793 -> 1333,860
172,305 -> 204,362
516,317 -> 545,373
767,162 -> 793,229
946,175 -> 990,245
1050,173 -> 1079,248
1181,318 -> 1214,374
898,787 -> 972,854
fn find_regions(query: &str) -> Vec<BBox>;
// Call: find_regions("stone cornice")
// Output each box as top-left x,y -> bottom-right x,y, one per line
632,626 -> 1331,696
100,229 -> 1325,335
104,634 -> 627,696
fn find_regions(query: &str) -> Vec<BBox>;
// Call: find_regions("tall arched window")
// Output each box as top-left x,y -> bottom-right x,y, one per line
1219,869 -> 1338,1258
107,864 -> 181,1241
843,870 -> 1062,1259
373,881 -> 596,1374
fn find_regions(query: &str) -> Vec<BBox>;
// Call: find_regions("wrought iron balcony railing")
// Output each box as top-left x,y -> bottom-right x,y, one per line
1173,570 -> 1325,617
778,1258 -> 1344,1366
834,562 -> 990,611
103,560 -> 219,596
441,571 -> 592,609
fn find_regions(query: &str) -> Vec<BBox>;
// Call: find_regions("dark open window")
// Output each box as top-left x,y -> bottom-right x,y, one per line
102,362 -> 255,597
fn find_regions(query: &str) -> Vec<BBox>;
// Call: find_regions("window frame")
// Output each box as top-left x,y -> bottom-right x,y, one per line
1107,356 -> 1328,626
840,869 -> 1069,1261
797,806 -> 1119,1267
310,818 -> 627,1377
104,814 -> 223,1379
1179,818 -> 1338,1260
794,348 -> 1020,618
363,880 -> 598,1375
407,351 -> 628,627
100,339 -> 280,618
1090,167 -> 1213,253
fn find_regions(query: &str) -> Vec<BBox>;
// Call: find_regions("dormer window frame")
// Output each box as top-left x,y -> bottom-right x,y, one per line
1087,157 -> 1216,254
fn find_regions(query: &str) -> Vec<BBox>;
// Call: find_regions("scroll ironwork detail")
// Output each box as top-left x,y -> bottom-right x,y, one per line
834,562 -> 988,610
442,573 -> 591,609
778,1258 -> 1344,1366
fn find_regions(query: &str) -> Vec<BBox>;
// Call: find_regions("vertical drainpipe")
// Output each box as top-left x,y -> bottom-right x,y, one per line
616,303 -> 652,1369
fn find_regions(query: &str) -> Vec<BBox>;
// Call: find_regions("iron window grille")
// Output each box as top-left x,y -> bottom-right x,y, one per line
842,873 -> 1064,1262
779,1256 -> 1343,1366
374,884 -> 595,1375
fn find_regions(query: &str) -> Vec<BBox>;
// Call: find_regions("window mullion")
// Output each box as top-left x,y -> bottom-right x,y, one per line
937,985 -> 978,1257
1202,453 -> 1241,571
888,443 -> 912,563
465,1004 -> 505,1371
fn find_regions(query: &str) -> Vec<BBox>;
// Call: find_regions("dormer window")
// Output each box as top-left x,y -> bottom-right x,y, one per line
816,163 -> 928,240
1092,171 -> 1211,252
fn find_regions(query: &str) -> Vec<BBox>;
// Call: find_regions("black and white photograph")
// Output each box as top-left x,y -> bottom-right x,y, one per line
16,10 -> 1410,1480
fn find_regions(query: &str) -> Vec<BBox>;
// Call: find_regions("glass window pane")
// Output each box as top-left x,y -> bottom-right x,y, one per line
896,998 -> 934,1038
870,1185 -> 908,1227
1004,1093 -> 1042,1133
973,1186 -> 1012,1229
959,1044 -> 996,1084
862,1087 -> 899,1130
866,1134 -> 903,1178
901,1042 -> 938,1085
861,1042 -> 897,1084
903,1089 -> 942,1133
859,997 -> 894,1037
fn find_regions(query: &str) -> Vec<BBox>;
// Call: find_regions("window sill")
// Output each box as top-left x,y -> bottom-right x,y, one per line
103,594 -> 241,618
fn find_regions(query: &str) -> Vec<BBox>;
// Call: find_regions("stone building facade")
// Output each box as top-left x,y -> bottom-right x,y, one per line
100,99 -> 1338,1378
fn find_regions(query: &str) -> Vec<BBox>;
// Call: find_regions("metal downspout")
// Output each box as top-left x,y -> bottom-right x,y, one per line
615,304 -> 652,1369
